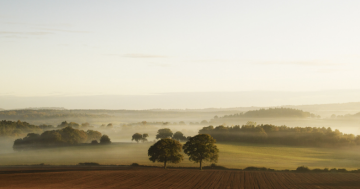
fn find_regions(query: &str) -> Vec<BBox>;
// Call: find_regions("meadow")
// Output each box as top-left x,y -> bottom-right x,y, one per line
1,142 -> 360,170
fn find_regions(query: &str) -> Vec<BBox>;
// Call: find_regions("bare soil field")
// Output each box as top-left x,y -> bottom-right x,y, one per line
1,166 -> 360,189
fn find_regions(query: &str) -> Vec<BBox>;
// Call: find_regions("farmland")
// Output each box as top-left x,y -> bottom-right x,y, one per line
1,142 -> 360,170
1,166 -> 360,189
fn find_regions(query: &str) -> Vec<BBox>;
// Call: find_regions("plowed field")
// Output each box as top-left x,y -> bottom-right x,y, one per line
1,166 -> 360,189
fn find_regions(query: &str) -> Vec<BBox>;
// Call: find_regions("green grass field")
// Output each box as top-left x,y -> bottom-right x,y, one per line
1,142 -> 360,170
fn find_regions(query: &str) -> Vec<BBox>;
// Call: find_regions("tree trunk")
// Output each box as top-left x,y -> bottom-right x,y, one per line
164,161 -> 167,169
200,160 -> 202,170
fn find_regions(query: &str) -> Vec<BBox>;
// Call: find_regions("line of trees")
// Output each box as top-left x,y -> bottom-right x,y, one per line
0,120 -> 42,137
148,134 -> 219,170
211,108 -> 319,122
199,122 -> 360,147
0,120 -> 100,138
57,121 -> 96,130
13,126 -> 109,150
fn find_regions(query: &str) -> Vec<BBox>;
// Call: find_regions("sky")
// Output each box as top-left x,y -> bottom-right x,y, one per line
1,0 -> 360,109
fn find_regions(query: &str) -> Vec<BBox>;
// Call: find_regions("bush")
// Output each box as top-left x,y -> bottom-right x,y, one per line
131,163 -> 140,166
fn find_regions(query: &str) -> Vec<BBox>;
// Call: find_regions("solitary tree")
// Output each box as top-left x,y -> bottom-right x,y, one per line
132,133 -> 143,143
183,134 -> 219,170
148,138 -> 183,169
100,135 -> 111,144
173,131 -> 187,142
156,128 -> 173,139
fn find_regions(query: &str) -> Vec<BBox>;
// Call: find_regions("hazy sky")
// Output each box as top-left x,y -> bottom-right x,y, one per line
1,1 -> 360,108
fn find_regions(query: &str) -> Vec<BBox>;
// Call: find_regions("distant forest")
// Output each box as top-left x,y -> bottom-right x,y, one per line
214,108 -> 319,119
13,126 -> 103,150
199,123 -> 360,147
0,120 -> 42,137
0,120 -> 101,137
0,110 -> 111,120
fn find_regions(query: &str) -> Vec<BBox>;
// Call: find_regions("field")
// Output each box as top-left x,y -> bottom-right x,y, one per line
1,142 -> 360,170
1,166 -> 360,189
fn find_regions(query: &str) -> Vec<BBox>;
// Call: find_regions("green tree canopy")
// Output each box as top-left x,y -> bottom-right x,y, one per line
148,138 -> 183,169
183,134 -> 219,170
156,128 -> 173,139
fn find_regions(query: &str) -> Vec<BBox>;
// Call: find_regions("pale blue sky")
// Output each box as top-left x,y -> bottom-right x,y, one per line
1,0 -> 360,108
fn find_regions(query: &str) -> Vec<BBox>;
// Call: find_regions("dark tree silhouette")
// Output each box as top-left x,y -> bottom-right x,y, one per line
142,133 -> 149,142
91,140 -> 98,144
183,134 -> 219,170
156,128 -> 173,139
199,124 -> 360,147
100,135 -> 111,144
148,138 -> 183,169
173,131 -> 187,142
132,133 -> 143,143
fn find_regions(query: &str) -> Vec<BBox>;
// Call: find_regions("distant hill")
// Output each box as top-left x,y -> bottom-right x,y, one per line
209,108 -> 319,125
282,102 -> 360,117
352,112 -> 360,117
24,107 -> 66,110
218,108 -> 317,118
0,110 -> 111,120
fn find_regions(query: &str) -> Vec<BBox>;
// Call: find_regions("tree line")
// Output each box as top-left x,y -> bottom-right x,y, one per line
13,126 -> 111,150
211,108 -> 319,121
0,120 -> 100,137
0,120 -> 42,137
199,122 -> 360,147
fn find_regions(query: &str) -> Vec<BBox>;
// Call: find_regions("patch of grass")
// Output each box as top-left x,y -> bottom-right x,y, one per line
1,142 -> 360,170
